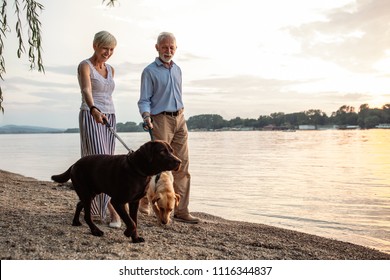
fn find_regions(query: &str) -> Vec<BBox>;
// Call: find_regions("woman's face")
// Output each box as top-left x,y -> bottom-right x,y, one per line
156,37 -> 176,63
94,44 -> 115,62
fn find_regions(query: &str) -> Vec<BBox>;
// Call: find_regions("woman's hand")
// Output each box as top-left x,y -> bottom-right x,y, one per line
91,107 -> 107,124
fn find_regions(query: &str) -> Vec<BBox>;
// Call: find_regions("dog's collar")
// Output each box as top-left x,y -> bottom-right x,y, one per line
151,173 -> 162,193
155,173 -> 161,184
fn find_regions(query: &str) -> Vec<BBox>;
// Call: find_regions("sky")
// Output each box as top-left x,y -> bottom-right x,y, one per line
1,0 -> 390,129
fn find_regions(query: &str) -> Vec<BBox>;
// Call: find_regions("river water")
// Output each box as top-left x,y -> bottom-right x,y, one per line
0,130 -> 389,253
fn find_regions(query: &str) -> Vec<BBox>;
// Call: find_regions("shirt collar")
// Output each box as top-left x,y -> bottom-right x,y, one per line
155,57 -> 175,68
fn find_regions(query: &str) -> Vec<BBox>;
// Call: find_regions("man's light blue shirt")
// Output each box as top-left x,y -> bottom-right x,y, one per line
138,58 -> 184,115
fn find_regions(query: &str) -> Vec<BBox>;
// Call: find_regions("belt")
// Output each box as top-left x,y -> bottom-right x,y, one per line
160,110 -> 182,117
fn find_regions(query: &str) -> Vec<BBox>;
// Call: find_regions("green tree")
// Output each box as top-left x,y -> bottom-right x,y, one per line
229,116 -> 243,127
116,121 -> 143,132
257,115 -> 272,127
0,0 -> 117,113
364,115 -> 380,128
382,104 -> 390,123
331,105 -> 358,125
358,104 -> 370,128
270,112 -> 285,126
304,109 -> 328,125
187,114 -> 226,130
242,118 -> 257,128
297,112 -> 309,125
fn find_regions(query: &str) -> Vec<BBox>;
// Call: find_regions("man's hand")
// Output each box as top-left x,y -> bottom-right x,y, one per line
143,115 -> 153,130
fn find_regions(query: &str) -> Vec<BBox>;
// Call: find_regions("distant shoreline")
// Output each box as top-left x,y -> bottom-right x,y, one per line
1,124 -> 390,134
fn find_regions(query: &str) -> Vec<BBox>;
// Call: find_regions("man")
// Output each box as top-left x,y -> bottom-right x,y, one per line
138,32 -> 199,224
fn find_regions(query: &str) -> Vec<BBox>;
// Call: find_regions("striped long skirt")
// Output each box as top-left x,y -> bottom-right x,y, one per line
79,110 -> 116,222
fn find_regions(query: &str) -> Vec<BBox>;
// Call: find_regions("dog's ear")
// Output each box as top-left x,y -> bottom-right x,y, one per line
134,142 -> 153,171
152,196 -> 161,211
152,196 -> 160,204
148,141 -> 166,166
145,141 -> 156,164
163,141 -> 174,154
175,193 -> 180,207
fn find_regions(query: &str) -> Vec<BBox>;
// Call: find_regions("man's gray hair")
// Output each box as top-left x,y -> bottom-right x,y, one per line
157,32 -> 176,45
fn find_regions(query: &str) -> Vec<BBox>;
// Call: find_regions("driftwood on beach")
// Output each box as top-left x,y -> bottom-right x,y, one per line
0,169 -> 389,260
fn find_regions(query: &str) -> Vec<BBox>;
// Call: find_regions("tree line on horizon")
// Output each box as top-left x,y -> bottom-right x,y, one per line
186,104 -> 390,130
62,103 -> 390,133
90,103 -> 389,133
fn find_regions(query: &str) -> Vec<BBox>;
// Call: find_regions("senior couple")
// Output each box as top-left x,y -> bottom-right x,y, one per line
77,31 -> 199,228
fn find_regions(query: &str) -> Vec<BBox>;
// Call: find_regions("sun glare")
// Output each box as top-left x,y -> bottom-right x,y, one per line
369,95 -> 388,109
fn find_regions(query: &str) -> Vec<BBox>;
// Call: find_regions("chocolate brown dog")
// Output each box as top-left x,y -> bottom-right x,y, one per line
51,140 -> 181,243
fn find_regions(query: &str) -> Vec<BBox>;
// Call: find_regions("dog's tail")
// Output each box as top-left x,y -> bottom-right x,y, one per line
51,166 -> 72,183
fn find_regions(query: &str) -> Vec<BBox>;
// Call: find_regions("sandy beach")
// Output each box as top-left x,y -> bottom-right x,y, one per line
0,169 -> 389,260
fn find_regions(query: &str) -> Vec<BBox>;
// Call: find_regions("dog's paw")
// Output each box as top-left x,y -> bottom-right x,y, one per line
132,236 -> 145,243
91,228 -> 104,237
124,229 -> 144,242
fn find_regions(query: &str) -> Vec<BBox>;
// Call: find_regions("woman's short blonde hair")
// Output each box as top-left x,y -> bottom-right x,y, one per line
93,31 -> 117,48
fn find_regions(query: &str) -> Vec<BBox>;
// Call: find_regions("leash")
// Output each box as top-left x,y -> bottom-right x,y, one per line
103,119 -> 133,153
143,118 -> 161,183
143,119 -> 155,142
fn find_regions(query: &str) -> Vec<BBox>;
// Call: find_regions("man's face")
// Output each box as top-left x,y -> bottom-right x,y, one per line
156,37 -> 177,63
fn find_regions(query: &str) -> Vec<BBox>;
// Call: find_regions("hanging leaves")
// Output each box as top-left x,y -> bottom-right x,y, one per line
0,0 -> 44,113
103,0 -> 118,7
0,0 -> 118,113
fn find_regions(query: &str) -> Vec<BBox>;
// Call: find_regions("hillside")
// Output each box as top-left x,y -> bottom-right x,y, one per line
0,125 -> 65,134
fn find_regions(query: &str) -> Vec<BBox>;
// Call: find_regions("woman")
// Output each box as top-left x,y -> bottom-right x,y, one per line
77,31 -> 121,228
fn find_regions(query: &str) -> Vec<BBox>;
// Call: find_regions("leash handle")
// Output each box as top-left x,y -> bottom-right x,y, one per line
103,118 -> 111,127
143,117 -> 155,142
143,124 -> 154,142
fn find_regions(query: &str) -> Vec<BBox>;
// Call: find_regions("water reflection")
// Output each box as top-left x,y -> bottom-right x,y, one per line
188,130 -> 390,253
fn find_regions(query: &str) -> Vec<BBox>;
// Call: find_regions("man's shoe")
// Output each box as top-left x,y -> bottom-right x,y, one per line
173,214 -> 200,224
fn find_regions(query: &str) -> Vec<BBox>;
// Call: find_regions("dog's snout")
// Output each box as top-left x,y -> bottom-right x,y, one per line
174,155 -> 182,164
170,154 -> 182,171
174,161 -> 181,171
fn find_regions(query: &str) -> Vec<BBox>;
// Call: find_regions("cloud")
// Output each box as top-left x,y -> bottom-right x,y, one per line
179,52 -> 209,62
287,0 -> 390,73
114,61 -> 148,77
44,65 -> 76,76
185,75 -> 317,117
184,74 -> 379,118
188,75 -> 314,97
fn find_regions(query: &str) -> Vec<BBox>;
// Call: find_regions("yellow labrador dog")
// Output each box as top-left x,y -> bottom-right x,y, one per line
146,171 -> 180,225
